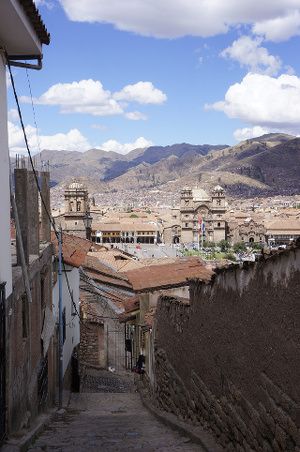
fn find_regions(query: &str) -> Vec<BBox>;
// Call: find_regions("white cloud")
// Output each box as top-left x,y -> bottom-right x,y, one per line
21,79 -> 123,116
125,111 -> 148,121
8,121 -> 91,155
59,0 -> 300,41
221,36 -> 281,76
99,137 -> 153,155
21,79 -> 166,118
253,10 -> 300,42
114,82 -> 167,104
233,126 -> 271,142
207,73 -> 300,134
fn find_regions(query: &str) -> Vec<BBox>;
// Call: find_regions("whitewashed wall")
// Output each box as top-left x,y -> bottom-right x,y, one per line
53,264 -> 80,375
0,54 -> 12,297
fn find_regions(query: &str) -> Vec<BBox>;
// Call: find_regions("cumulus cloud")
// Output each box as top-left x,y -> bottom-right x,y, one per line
253,10 -> 300,42
207,73 -> 300,134
99,137 -> 153,154
221,36 -> 282,76
8,121 -> 91,155
20,79 -> 166,118
233,126 -> 271,142
114,82 -> 167,104
59,0 -> 300,41
21,79 -> 123,116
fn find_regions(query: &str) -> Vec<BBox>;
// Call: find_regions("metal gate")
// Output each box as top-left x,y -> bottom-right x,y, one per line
0,283 -> 6,443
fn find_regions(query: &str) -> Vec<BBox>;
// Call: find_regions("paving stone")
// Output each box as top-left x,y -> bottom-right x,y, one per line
28,371 -> 204,451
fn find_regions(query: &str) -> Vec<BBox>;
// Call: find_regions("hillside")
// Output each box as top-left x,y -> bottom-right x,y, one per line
37,143 -> 228,185
35,133 -> 300,201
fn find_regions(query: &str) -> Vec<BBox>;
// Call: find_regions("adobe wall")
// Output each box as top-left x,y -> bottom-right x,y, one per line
154,245 -> 300,451
6,245 -> 54,435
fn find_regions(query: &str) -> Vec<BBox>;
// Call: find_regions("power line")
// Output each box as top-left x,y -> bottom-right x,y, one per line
5,52 -> 84,327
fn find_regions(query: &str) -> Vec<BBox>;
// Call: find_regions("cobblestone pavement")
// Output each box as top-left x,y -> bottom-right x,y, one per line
81,368 -> 134,393
28,371 -> 203,451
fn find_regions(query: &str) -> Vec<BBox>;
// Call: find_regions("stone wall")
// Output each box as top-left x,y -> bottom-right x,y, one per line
153,245 -> 300,451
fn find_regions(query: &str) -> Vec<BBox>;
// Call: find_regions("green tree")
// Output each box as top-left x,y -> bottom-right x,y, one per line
203,240 -> 215,248
218,239 -> 230,252
233,242 -> 247,253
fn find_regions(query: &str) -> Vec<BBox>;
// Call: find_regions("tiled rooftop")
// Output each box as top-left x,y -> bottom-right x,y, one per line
125,257 -> 213,292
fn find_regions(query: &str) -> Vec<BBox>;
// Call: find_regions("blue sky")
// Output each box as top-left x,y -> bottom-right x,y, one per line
7,0 -> 300,154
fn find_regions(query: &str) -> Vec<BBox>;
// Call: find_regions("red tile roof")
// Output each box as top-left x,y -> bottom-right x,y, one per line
125,257 -> 213,292
51,232 -> 92,268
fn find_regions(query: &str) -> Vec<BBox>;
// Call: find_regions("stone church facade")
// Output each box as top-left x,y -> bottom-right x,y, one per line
180,185 -> 227,244
64,182 -> 89,237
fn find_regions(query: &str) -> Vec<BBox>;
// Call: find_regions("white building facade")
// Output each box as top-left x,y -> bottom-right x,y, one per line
0,0 -> 50,299
52,264 -> 80,377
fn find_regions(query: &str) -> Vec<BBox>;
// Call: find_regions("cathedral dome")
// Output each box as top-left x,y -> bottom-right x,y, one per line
213,185 -> 224,193
68,181 -> 86,190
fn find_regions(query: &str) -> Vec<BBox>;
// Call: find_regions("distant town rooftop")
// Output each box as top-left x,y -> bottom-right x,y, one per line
125,257 -> 213,293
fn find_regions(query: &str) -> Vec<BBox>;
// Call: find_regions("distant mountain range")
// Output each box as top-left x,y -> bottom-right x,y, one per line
36,133 -> 300,198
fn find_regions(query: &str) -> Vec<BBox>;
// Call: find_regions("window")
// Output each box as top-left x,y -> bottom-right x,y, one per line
217,222 -> 221,227
74,221 -> 78,225
185,223 -> 188,227
76,201 -> 81,212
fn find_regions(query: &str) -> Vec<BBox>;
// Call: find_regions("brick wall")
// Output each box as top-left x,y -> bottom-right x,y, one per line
153,245 -> 300,451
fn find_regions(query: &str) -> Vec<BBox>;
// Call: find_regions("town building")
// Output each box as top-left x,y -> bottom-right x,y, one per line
63,182 -> 90,238
180,185 -> 227,244
51,233 -> 93,390
92,222 -> 160,244
122,258 -> 212,381
6,168 -> 55,438
226,214 -> 266,245
265,219 -> 300,246
79,253 -> 136,371
0,0 -> 50,443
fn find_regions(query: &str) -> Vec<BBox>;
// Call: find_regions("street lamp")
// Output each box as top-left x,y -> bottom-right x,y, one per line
83,211 -> 93,240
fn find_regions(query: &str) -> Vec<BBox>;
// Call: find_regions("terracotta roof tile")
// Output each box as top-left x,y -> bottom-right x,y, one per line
51,232 -> 92,268
265,219 -> 300,232
125,257 -> 213,292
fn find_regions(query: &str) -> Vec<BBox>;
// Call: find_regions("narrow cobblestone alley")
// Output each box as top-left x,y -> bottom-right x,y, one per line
28,369 -> 203,451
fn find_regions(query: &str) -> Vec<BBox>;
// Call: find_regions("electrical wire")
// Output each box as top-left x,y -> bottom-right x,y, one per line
25,67 -> 42,160
5,51 -> 85,327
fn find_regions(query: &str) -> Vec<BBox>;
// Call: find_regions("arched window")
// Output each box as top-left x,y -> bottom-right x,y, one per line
77,201 -> 81,212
